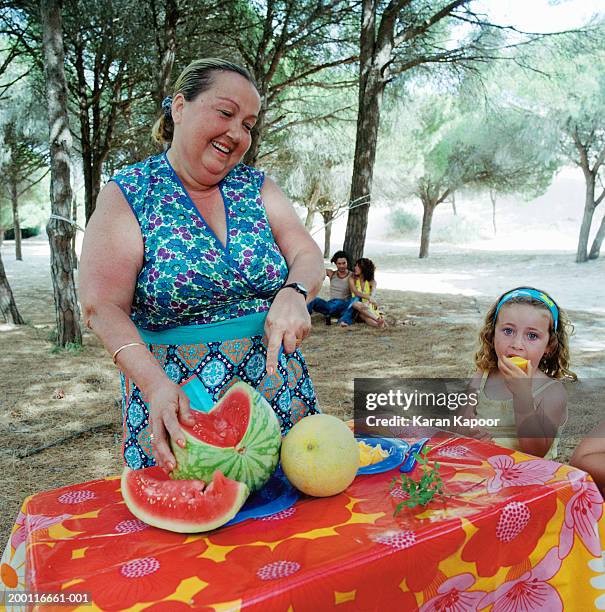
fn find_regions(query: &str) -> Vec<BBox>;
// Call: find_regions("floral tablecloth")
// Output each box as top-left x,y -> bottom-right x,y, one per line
2,435 -> 605,611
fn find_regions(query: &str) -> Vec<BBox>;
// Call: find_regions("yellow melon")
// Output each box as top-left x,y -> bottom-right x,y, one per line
358,441 -> 388,466
509,356 -> 528,371
281,414 -> 359,497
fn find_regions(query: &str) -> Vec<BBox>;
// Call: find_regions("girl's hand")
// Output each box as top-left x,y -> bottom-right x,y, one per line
146,380 -> 195,472
499,356 -> 534,397
265,289 -> 310,375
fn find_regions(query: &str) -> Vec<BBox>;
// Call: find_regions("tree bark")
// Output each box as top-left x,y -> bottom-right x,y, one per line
154,0 -> 178,108
489,188 -> 497,235
419,197 -> 437,259
451,191 -> 457,216
588,212 -> 605,260
0,250 -> 24,324
41,0 -> 82,346
343,0 -> 387,263
71,195 -> 78,269
73,36 -> 127,223
10,178 -> 22,261
321,209 -> 334,259
244,98 -> 267,167
576,173 -> 595,263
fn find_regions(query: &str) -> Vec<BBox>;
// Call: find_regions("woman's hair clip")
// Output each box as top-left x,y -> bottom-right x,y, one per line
161,96 -> 173,118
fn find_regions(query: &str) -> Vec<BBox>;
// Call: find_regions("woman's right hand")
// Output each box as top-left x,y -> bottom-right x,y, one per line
145,380 -> 195,472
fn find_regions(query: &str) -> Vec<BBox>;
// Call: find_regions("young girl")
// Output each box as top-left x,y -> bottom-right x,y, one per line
339,257 -> 386,328
465,287 -> 575,459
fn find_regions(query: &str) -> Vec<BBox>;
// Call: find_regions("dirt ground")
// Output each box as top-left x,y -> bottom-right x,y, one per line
1,236 -> 604,547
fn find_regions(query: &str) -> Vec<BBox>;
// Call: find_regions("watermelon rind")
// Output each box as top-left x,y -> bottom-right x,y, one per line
121,467 -> 249,533
171,382 -> 281,492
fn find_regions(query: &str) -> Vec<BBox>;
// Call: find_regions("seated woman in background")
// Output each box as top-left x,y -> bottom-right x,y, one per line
339,257 -> 386,328
570,421 -> 605,492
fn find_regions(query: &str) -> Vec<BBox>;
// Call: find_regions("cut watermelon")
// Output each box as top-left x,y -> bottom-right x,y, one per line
171,382 -> 281,492
121,466 -> 248,533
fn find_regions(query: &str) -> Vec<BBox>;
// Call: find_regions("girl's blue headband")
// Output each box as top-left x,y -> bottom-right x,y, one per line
494,288 -> 559,331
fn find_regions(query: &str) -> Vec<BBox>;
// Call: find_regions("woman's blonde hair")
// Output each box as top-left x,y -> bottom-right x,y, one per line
475,287 -> 576,380
152,58 -> 257,145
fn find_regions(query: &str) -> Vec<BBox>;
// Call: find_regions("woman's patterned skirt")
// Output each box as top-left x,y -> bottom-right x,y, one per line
120,312 -> 319,469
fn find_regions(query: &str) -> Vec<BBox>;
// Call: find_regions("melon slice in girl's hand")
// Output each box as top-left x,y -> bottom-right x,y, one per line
121,466 -> 248,533
509,356 -> 528,371
170,382 -> 281,492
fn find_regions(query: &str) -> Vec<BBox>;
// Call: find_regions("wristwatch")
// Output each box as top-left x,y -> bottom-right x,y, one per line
279,282 -> 308,299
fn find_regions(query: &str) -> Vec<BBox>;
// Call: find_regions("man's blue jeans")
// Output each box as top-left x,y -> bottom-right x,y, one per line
307,298 -> 350,319
337,297 -> 360,325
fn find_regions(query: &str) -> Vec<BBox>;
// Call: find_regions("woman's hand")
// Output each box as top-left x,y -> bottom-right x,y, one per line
265,289 -> 311,374
145,380 -> 195,472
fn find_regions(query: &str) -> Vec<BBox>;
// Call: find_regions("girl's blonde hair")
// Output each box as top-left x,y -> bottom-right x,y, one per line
152,58 -> 257,145
475,287 -> 576,380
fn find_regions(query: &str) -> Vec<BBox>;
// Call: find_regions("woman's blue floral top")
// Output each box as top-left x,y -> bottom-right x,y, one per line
112,152 -> 289,330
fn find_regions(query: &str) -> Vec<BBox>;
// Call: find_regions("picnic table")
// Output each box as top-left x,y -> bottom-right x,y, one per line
2,434 -> 605,611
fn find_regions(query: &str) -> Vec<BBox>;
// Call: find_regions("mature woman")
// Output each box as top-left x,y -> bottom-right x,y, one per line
80,59 -> 324,473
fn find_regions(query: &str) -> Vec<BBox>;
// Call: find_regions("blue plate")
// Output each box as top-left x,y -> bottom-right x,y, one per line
225,466 -> 299,526
357,437 -> 410,474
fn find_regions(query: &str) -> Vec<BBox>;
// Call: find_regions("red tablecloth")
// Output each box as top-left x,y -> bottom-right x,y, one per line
2,435 -> 605,611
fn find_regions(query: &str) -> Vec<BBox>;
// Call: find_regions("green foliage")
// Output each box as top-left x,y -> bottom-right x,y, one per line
432,215 -> 483,244
3,227 -> 41,240
391,449 -> 444,513
0,48 -> 49,230
386,208 -> 420,237
50,341 -> 83,355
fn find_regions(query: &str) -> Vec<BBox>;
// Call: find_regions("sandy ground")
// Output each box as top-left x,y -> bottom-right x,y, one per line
1,234 -> 604,547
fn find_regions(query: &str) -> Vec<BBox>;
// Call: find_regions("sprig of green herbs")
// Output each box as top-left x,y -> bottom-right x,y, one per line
391,448 -> 443,514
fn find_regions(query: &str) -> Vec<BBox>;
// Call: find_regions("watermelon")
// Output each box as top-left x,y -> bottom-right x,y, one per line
171,382 -> 281,492
121,466 -> 248,533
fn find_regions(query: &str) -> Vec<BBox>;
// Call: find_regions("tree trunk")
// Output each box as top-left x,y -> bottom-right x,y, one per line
154,0 -> 178,108
343,72 -> 385,262
41,0 -> 82,346
588,211 -> 605,260
576,173 -> 596,263
419,198 -> 437,259
304,209 -> 314,230
244,96 -> 267,166
489,189 -> 497,235
343,0 -> 389,263
0,250 -> 24,324
90,159 -> 103,222
321,209 -> 334,259
10,178 -> 22,261
451,192 -> 457,216
71,195 -> 78,269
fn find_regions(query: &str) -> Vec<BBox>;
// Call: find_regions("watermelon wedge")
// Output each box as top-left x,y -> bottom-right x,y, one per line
171,382 -> 281,492
121,466 -> 248,533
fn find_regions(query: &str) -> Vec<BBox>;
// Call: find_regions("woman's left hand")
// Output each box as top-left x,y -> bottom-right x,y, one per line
264,290 -> 310,375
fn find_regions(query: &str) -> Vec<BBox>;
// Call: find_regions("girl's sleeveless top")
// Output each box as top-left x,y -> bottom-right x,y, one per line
355,278 -> 380,316
475,371 -> 566,460
111,152 -> 289,330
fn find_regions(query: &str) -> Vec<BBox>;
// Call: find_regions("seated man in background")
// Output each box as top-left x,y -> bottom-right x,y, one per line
307,250 -> 352,325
